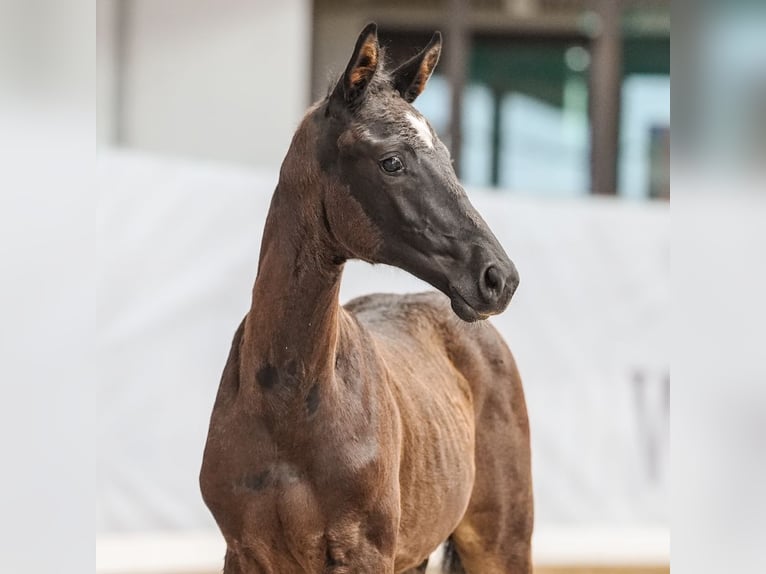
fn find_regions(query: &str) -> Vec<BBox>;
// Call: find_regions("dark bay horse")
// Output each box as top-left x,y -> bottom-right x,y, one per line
200,24 -> 533,573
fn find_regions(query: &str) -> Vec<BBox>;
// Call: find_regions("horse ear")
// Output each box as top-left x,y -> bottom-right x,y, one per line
332,23 -> 379,109
392,32 -> 442,103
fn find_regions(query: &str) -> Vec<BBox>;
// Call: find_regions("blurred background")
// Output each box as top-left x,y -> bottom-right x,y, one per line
6,1 -> 766,573
95,1 -> 670,573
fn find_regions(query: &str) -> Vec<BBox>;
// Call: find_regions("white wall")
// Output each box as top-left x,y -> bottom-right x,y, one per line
102,0 -> 311,170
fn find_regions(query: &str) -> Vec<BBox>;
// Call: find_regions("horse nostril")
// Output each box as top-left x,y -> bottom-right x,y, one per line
483,265 -> 504,296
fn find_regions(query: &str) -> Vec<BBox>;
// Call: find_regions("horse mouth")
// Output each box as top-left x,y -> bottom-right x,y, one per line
449,288 -> 491,323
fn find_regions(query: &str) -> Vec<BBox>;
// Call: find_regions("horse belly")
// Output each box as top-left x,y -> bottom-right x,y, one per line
394,374 -> 476,569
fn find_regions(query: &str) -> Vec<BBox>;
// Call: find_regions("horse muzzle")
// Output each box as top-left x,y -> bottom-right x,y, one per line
448,259 -> 519,322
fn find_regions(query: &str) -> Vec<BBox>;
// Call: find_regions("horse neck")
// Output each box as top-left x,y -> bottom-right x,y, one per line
242,172 -> 345,391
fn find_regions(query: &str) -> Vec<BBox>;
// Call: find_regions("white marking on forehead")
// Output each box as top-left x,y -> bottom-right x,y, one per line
353,125 -> 373,141
406,112 -> 433,148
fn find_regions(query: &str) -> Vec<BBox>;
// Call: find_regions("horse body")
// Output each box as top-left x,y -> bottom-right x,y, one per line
200,24 -> 533,573
350,293 -> 478,568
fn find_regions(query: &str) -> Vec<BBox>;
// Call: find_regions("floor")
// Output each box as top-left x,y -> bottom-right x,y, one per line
532,567 -> 669,574
426,568 -> 668,574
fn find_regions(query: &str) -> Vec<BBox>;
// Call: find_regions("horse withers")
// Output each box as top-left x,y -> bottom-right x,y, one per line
200,24 -> 533,573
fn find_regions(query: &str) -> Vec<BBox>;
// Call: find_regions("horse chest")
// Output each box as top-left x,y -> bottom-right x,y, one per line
202,403 -> 400,573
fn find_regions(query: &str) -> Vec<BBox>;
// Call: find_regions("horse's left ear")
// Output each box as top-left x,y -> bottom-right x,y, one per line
392,32 -> 442,103
331,23 -> 380,110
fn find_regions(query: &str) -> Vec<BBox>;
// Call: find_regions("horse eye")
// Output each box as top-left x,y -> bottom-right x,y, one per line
380,156 -> 404,173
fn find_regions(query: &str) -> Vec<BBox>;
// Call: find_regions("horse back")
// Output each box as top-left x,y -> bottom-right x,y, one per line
344,290 -> 523,416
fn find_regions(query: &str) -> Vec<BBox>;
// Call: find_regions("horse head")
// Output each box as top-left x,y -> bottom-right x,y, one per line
312,23 -> 519,321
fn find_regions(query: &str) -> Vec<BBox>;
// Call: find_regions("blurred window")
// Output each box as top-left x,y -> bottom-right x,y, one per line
416,38 -> 591,195
619,34 -> 670,199
471,38 -> 591,195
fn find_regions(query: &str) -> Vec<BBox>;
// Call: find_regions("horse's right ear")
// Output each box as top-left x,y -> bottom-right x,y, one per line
391,32 -> 441,103
330,23 -> 379,111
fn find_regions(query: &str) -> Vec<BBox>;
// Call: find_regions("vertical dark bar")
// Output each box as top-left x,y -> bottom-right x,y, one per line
446,0 -> 469,178
490,88 -> 503,187
589,0 -> 623,195
113,0 -> 131,146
